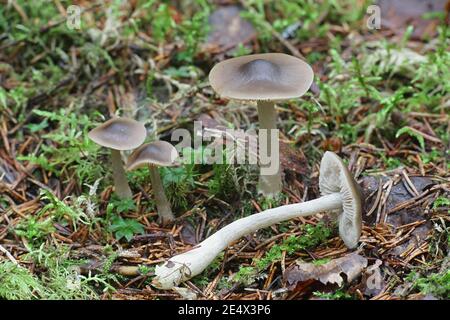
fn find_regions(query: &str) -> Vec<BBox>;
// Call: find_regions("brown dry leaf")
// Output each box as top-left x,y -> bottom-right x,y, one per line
378,0 -> 448,39
180,221 -> 198,245
359,175 -> 434,259
279,141 -> 308,175
284,252 -> 368,288
320,136 -> 343,153
359,175 -> 435,227
204,5 -> 256,53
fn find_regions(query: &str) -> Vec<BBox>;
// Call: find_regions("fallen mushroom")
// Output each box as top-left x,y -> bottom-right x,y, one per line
209,53 -> 313,197
284,252 -> 368,288
88,117 -> 146,199
152,151 -> 362,289
126,141 -> 179,225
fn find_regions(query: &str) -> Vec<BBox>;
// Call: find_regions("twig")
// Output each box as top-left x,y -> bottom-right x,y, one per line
367,178 -> 383,216
0,244 -> 19,265
239,0 -> 305,60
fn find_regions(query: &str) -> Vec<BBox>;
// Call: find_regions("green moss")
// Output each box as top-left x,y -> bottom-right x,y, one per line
255,222 -> 332,271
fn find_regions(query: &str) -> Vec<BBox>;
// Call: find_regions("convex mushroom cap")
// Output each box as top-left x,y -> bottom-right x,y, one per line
319,151 -> 362,249
88,117 -> 146,150
209,53 -> 314,101
126,141 -> 179,170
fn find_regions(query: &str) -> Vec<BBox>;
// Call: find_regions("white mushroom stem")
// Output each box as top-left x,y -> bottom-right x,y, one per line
153,192 -> 343,289
110,149 -> 132,199
257,100 -> 282,197
148,165 -> 175,225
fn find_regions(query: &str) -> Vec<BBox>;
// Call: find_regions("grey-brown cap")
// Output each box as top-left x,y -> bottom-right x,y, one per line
126,141 -> 179,170
209,53 -> 314,101
88,117 -> 146,151
319,151 -> 362,249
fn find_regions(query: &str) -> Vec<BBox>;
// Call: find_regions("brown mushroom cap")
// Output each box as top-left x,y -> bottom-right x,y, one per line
126,141 -> 179,170
88,117 -> 146,151
319,151 -> 362,249
209,53 -> 314,101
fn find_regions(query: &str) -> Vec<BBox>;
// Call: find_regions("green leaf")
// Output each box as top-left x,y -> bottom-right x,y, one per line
26,119 -> 49,133
114,198 -> 137,214
433,197 -> 450,213
0,87 -> 7,108
108,216 -> 144,241
395,127 -> 426,150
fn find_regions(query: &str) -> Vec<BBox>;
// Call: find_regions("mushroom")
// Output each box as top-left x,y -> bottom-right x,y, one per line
152,151 -> 362,289
209,53 -> 314,197
88,117 -> 146,199
126,141 -> 179,225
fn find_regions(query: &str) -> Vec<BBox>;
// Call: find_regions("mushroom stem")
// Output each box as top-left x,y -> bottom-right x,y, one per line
257,100 -> 282,197
148,165 -> 174,225
110,149 -> 132,199
153,192 -> 343,289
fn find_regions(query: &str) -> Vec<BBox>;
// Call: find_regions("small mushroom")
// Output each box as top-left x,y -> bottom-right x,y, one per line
209,53 -> 313,197
88,117 -> 146,199
126,141 -> 179,225
152,151 -> 362,289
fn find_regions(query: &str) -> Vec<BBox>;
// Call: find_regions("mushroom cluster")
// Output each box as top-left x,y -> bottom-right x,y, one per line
88,117 -> 146,199
88,117 -> 179,225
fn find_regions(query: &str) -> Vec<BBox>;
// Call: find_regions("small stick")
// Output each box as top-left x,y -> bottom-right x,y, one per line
367,178 -> 383,216
0,244 -> 19,265
402,170 -> 420,196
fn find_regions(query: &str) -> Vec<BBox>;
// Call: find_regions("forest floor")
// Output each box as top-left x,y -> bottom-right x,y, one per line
0,0 -> 449,300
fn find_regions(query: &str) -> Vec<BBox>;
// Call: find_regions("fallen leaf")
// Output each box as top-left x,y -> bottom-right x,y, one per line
378,0 -> 448,40
359,175 -> 435,259
180,221 -> 198,245
279,141 -> 308,175
359,175 -> 435,227
204,5 -> 256,54
320,136 -> 343,153
284,252 -> 368,288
